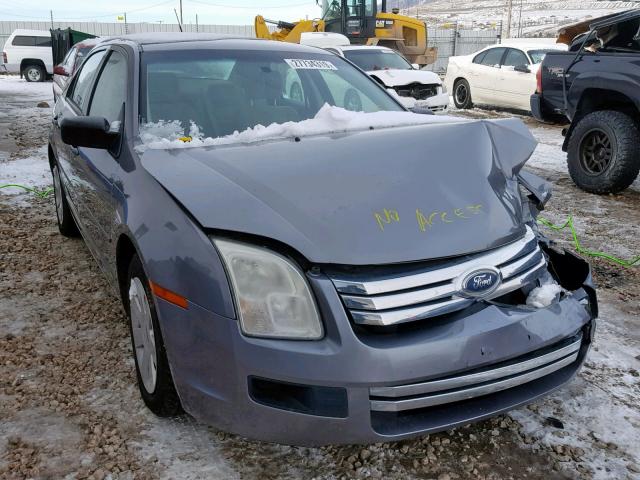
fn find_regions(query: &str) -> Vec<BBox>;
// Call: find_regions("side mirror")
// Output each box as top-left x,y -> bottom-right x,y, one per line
61,116 -> 119,150
411,63 -> 420,70
514,64 -> 530,73
53,65 -> 69,76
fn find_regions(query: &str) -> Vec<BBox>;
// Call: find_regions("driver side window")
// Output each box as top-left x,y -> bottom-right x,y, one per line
89,50 -> 127,124
67,50 -> 107,113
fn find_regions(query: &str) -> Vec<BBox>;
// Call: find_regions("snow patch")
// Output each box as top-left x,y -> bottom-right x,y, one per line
0,75 -> 53,100
0,145 -> 51,195
526,273 -> 564,308
138,104 -> 466,151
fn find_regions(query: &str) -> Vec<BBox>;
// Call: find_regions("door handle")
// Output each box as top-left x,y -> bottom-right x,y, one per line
70,146 -> 79,156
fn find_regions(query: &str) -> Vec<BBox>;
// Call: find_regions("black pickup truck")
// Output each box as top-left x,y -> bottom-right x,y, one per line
531,9 -> 640,194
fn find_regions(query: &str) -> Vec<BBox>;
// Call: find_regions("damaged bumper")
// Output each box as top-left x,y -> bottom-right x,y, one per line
157,238 -> 596,446
414,91 -> 450,113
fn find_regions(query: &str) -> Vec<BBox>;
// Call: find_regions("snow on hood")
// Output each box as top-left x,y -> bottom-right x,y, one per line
138,104 -> 462,151
367,69 -> 442,87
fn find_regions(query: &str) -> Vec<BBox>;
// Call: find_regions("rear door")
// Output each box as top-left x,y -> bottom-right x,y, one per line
498,48 -> 535,110
469,47 -> 506,104
52,49 -> 108,249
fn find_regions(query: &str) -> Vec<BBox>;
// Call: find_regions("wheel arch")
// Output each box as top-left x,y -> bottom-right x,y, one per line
116,232 -> 140,313
563,87 -> 640,151
20,58 -> 46,72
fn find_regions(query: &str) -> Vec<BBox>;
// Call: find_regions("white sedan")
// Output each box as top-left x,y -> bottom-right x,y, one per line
326,45 -> 449,113
444,42 -> 567,112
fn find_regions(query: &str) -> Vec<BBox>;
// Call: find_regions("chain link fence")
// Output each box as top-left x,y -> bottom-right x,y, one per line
425,26 -> 500,74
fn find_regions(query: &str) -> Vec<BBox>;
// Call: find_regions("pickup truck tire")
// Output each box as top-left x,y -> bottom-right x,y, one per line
23,64 -> 45,82
453,79 -> 472,109
567,110 -> 640,194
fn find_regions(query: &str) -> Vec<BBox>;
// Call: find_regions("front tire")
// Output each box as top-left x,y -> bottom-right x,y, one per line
453,78 -> 472,109
23,64 -> 45,82
52,163 -> 79,237
126,255 -> 182,417
567,110 -> 640,194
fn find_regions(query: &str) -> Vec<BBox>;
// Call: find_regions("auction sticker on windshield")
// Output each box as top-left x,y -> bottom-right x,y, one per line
285,59 -> 337,70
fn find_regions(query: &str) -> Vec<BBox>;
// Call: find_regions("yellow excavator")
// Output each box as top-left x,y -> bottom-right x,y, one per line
255,0 -> 437,66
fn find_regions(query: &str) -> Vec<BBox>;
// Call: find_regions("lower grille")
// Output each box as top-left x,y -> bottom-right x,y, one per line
329,227 -> 547,327
369,334 -> 582,412
393,82 -> 439,100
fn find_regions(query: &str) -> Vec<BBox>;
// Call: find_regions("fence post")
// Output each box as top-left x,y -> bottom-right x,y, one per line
452,22 -> 458,57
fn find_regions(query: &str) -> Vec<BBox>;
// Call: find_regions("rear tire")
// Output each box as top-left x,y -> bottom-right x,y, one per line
567,110 -> 640,194
453,78 -> 472,109
51,163 -> 80,237
23,64 -> 45,82
126,255 -> 182,417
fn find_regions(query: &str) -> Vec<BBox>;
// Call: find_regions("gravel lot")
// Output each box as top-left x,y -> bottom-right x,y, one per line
1,76 -> 639,480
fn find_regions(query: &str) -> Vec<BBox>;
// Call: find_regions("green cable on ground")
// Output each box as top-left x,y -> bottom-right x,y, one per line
538,215 -> 639,268
0,184 -> 53,198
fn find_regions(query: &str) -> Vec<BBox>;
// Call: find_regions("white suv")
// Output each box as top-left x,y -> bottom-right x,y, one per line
2,29 -> 53,82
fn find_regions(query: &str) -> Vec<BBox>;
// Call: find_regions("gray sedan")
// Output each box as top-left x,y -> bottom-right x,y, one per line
48,33 -> 597,446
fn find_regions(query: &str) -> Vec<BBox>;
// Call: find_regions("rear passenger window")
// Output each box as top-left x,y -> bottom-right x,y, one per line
502,49 -> 529,67
479,48 -> 505,67
11,36 -> 51,47
472,51 -> 487,64
89,51 -> 127,123
68,50 -> 107,112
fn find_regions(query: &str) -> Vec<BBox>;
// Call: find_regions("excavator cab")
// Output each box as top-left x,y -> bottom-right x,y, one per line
320,0 -> 376,43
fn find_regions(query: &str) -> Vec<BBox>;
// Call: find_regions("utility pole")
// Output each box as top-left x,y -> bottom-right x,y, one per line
179,0 -> 183,27
505,0 -> 512,39
124,12 -> 128,34
196,14 -> 199,32
50,10 -> 54,29
517,0 -> 523,37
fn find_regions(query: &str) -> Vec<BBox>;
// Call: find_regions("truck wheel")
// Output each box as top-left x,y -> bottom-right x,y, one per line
567,110 -> 640,194
453,79 -> 472,109
23,64 -> 45,82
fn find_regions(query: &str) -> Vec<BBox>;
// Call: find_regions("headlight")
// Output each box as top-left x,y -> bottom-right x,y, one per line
440,83 -> 447,94
213,238 -> 323,340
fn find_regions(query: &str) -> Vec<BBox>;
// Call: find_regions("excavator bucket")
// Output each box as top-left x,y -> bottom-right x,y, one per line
255,15 -> 326,43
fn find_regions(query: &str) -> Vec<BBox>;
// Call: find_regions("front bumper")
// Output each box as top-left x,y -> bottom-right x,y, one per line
415,91 -> 449,113
156,249 -> 596,446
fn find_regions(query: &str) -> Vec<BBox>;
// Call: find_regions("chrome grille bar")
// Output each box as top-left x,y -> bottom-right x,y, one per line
370,337 -> 581,398
329,227 -> 548,327
370,336 -> 581,412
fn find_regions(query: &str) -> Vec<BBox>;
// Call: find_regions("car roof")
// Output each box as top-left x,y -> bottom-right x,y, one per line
10,29 -> 51,37
484,42 -> 566,51
338,45 -> 395,52
100,32 -> 327,54
590,8 -> 640,29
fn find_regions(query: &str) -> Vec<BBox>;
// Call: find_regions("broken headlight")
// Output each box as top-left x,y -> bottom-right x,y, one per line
213,238 -> 323,340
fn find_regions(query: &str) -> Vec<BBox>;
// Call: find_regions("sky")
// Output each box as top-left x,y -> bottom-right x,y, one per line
0,0 -> 328,25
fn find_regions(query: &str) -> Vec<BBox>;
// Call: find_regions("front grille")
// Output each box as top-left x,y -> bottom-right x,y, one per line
369,334 -> 582,412
393,82 -> 439,100
329,227 -> 546,327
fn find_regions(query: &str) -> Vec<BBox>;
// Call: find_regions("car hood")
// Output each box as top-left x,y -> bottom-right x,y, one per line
140,119 -> 537,265
366,69 -> 442,87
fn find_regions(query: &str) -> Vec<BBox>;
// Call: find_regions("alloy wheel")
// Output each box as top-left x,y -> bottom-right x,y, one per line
579,129 -> 613,175
26,68 -> 42,82
455,83 -> 468,105
129,277 -> 158,393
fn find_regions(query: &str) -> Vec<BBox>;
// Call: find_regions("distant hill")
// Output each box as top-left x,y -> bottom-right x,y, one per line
396,0 -> 637,37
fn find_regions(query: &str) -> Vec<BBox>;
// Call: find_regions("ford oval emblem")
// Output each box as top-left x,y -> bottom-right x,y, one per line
459,268 -> 501,298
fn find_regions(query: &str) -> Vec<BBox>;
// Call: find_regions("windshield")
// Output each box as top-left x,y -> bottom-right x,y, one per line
343,49 -> 413,71
527,49 -> 555,64
140,49 -> 403,139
